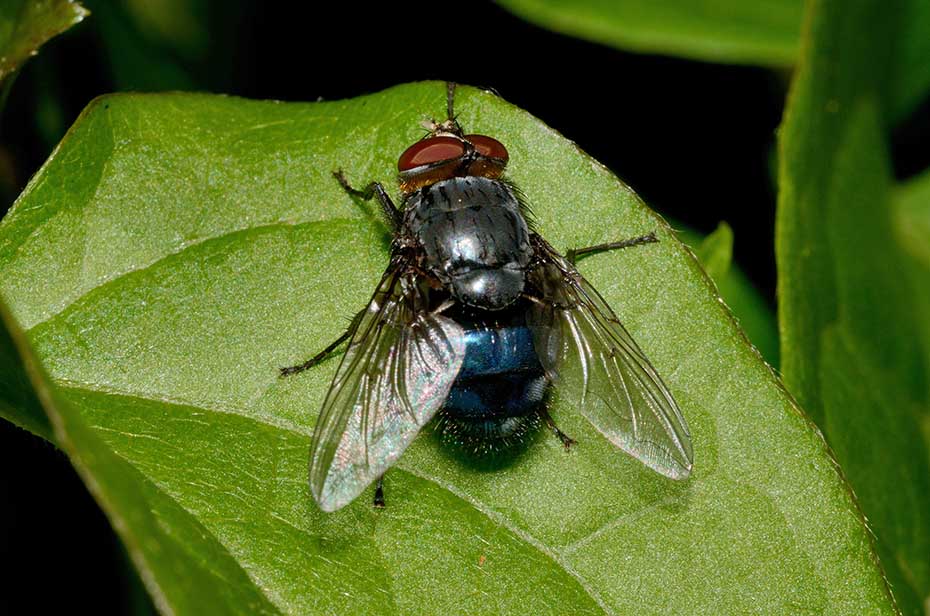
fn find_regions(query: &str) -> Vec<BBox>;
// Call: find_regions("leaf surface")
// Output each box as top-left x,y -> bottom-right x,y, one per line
0,83 -> 894,614
776,1 -> 930,612
497,0 -> 802,66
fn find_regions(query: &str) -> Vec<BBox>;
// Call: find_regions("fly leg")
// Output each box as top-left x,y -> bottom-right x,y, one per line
373,475 -> 386,508
279,309 -> 364,377
333,170 -> 401,231
539,408 -> 576,450
566,232 -> 658,266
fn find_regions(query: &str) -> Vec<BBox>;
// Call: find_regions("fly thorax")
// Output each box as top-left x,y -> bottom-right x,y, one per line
450,264 -> 525,310
404,176 -> 532,311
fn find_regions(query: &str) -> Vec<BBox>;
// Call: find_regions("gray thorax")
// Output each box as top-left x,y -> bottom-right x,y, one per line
403,176 -> 533,310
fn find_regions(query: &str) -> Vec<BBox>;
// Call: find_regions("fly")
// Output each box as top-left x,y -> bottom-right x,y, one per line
281,83 -> 693,512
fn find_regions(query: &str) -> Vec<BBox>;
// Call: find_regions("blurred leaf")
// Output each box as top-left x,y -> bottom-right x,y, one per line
497,0 -> 802,66
32,54 -> 67,148
894,169 -> 930,403
679,222 -> 779,366
0,303 -> 51,440
0,83 -> 895,613
121,0 -> 207,58
498,0 -> 930,121
692,222 -> 733,277
776,1 -> 930,613
83,0 -> 195,91
81,0 -> 239,93
0,0 -> 88,84
116,543 -> 158,616
894,169 -> 930,271
891,0 -> 930,121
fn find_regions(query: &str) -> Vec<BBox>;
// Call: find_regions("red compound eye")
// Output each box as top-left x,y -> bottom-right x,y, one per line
397,136 -> 466,172
465,134 -> 509,162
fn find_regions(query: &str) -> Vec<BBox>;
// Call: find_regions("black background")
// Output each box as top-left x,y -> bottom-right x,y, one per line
1,2 -> 927,613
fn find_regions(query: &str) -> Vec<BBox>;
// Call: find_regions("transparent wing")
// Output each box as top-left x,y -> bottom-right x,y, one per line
527,236 -> 693,479
309,257 -> 466,511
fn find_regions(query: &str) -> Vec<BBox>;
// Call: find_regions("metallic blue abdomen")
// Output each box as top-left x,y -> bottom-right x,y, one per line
459,326 -> 540,379
446,326 -> 547,418
438,319 -> 549,453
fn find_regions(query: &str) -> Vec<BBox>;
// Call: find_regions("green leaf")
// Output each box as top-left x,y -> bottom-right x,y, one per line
0,0 -> 88,83
0,303 -> 51,440
496,0 -> 803,66
691,222 -> 733,278
893,168 -> 930,461
496,1 -> 930,121
776,1 -> 930,613
81,0 -> 197,91
0,298 -> 281,615
891,0 -> 930,121
894,169 -> 930,355
117,0 -> 208,58
894,169 -> 930,273
1,83 -> 894,613
680,222 -> 779,367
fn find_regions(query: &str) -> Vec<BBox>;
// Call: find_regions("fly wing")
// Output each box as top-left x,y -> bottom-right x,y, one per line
527,236 -> 693,479
309,257 -> 466,511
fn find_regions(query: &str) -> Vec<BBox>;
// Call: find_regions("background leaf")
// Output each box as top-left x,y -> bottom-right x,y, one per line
77,0 -> 226,92
0,0 -> 88,84
894,169 -> 930,358
0,83 -> 894,613
890,0 -> 930,121
496,0 -> 930,122
496,0 -> 802,66
0,305 -> 51,440
776,1 -> 930,613
680,222 -> 779,366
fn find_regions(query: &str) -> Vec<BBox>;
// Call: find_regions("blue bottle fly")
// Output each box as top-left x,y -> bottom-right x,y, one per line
281,83 -> 693,512
401,173 -> 547,454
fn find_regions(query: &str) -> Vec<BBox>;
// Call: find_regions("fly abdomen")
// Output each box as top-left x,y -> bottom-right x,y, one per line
457,325 -> 541,379
438,322 -> 550,455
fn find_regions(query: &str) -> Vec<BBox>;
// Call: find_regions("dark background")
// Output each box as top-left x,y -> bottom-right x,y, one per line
1,1 -> 927,613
